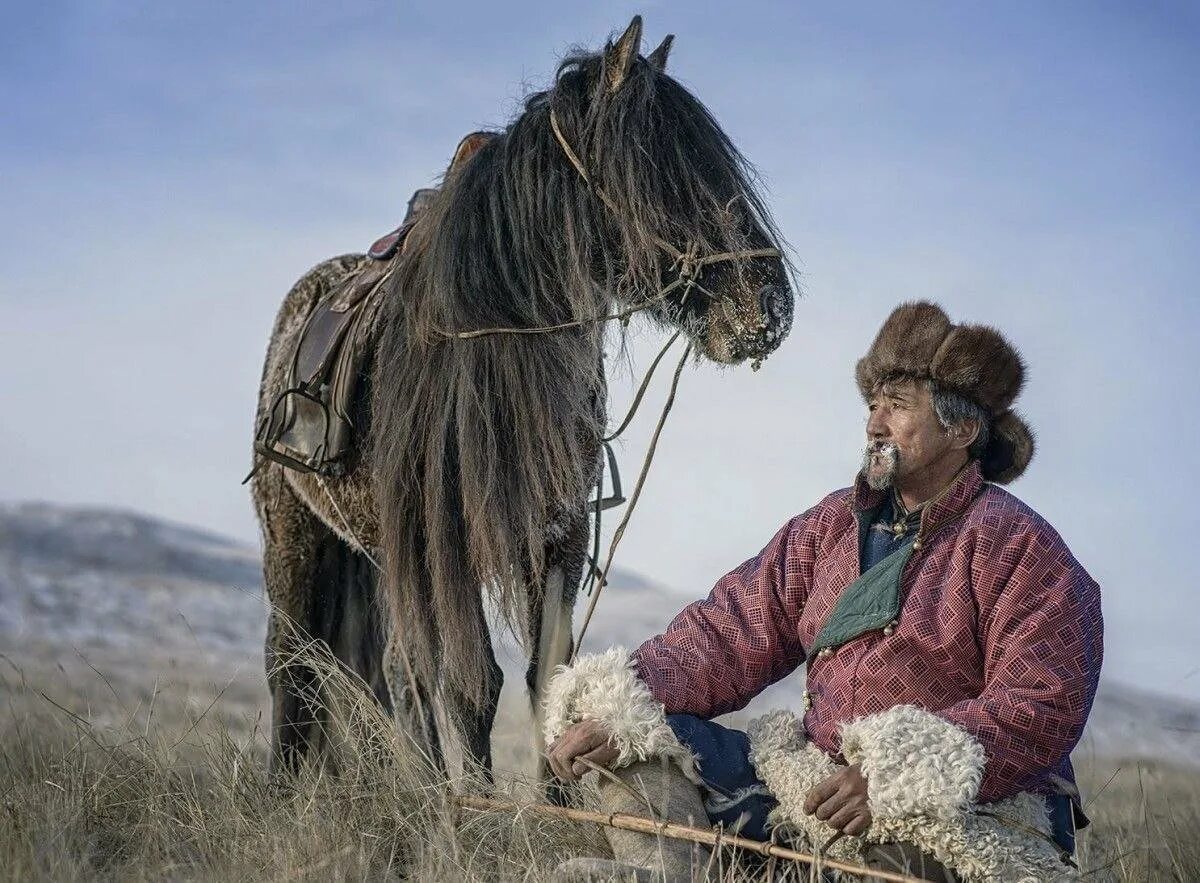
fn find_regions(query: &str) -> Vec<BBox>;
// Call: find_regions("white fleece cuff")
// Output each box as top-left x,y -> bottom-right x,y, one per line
541,647 -> 699,780
840,704 -> 985,820
747,707 -> 1075,881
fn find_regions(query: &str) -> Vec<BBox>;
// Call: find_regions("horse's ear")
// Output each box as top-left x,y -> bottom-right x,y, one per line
647,34 -> 673,72
603,15 -> 643,93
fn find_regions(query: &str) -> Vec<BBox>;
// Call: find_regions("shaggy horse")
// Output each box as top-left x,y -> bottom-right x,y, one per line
250,17 -> 795,780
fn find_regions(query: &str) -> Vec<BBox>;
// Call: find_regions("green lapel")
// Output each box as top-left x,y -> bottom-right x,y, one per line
807,535 -> 915,660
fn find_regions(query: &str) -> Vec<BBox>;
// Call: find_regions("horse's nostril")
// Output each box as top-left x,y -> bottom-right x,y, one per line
758,284 -> 789,320
749,283 -> 793,357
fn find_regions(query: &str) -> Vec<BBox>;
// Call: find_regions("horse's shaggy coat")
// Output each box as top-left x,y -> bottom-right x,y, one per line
371,37 -> 790,712
251,17 -> 793,776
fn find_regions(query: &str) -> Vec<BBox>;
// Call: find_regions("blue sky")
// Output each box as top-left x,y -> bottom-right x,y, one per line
2,2 -> 1198,699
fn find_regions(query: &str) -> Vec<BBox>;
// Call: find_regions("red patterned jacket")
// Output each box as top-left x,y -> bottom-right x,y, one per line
633,461 -> 1104,803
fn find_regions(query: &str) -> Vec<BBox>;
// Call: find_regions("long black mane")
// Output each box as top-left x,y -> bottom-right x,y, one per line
370,45 -> 780,704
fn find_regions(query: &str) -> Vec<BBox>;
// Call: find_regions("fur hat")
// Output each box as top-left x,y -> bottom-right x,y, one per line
855,301 -> 1035,484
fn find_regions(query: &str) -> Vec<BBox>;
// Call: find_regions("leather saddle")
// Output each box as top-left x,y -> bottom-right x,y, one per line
251,244 -> 407,480
248,131 -> 498,481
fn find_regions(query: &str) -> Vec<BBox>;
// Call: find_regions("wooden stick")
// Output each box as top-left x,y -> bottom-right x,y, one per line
454,794 -> 930,883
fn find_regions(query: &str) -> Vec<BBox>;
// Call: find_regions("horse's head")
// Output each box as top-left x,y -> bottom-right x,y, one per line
543,16 -> 795,365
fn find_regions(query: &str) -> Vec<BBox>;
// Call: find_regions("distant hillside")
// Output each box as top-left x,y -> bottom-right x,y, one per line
2,501 -> 1197,766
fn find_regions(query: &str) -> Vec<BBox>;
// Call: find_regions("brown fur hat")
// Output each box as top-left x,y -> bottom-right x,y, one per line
855,301 -> 1035,484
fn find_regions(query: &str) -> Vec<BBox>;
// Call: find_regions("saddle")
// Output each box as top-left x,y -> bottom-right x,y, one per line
251,240 -> 407,479
248,131 -> 498,481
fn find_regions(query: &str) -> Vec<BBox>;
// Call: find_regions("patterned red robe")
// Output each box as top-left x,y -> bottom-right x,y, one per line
633,460 -> 1103,803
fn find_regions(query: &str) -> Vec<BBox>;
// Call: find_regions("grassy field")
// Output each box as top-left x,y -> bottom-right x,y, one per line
1,653 -> 1197,882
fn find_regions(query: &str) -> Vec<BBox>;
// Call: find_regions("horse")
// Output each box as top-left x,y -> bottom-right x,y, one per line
249,16 -> 795,782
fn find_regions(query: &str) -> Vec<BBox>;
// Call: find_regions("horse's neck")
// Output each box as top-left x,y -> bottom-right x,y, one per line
362,269 -> 610,442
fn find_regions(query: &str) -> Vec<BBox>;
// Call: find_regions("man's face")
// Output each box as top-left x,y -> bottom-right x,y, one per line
862,378 -> 957,491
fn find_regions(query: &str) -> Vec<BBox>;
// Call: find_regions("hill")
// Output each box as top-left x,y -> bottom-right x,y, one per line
2,500 -> 1197,768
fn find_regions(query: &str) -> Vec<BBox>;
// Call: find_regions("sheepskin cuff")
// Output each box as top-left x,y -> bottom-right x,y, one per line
840,704 -> 985,820
542,647 -> 699,781
747,708 -> 1075,881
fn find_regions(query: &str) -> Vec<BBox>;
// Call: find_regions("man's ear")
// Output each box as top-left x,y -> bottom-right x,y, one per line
949,418 -> 981,451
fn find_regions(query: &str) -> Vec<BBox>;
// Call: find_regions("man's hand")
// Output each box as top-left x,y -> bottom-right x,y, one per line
546,719 -> 621,782
803,763 -> 872,836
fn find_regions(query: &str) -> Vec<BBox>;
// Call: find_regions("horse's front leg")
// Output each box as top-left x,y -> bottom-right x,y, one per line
527,510 -> 589,803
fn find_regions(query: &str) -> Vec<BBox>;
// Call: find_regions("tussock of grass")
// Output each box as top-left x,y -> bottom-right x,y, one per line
1,644 -> 1197,881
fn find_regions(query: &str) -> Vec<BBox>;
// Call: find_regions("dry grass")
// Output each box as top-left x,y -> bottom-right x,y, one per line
1,648 -> 1197,882
0,644 -> 609,882
1072,755 -> 1200,882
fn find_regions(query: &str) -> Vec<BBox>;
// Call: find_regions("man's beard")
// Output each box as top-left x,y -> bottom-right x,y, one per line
861,442 -> 900,491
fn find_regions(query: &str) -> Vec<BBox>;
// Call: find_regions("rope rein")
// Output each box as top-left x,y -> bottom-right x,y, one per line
572,339 -> 692,660
603,329 -> 682,443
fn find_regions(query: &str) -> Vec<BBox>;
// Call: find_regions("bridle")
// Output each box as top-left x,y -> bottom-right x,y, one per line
549,108 -> 781,274
437,107 -> 782,341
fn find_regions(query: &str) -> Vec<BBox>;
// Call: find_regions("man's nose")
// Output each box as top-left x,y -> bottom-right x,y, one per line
866,408 -> 887,438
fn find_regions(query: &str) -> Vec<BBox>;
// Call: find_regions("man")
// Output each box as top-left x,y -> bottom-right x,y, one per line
546,302 -> 1102,882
